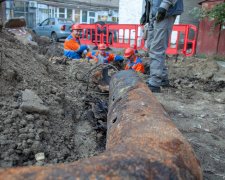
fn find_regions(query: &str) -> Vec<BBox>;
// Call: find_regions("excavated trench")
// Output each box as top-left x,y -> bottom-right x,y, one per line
0,27 -> 225,179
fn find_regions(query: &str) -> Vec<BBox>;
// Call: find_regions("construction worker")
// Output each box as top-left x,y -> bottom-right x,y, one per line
141,0 -> 183,92
124,47 -> 144,73
87,43 -> 124,64
64,24 -> 88,59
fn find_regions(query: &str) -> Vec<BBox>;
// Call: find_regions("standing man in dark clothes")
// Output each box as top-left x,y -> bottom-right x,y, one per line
141,0 -> 183,92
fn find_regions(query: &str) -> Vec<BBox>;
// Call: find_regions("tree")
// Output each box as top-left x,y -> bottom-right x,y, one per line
189,2 -> 225,28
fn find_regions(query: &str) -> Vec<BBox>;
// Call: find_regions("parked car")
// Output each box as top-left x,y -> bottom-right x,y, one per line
85,21 -> 118,44
33,18 -> 74,42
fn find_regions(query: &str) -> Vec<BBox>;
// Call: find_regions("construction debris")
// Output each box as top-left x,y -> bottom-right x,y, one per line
0,70 -> 203,180
4,18 -> 26,29
20,89 -> 49,114
0,23 -> 224,179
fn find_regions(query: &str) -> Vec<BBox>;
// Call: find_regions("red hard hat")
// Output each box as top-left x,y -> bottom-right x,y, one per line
71,24 -> 82,30
98,43 -> 106,50
124,47 -> 135,58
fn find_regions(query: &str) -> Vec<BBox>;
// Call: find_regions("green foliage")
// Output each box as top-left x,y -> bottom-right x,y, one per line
208,3 -> 225,26
189,7 -> 207,20
189,3 -> 225,27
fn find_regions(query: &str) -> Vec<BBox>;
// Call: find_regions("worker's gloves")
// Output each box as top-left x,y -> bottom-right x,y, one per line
156,7 -> 167,23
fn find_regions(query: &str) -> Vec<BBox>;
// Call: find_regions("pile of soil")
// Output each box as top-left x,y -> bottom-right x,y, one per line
0,29 -> 107,167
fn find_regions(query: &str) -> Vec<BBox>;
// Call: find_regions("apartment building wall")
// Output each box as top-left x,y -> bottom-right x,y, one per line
1,0 -> 119,28
39,0 -> 119,10
36,0 -> 119,25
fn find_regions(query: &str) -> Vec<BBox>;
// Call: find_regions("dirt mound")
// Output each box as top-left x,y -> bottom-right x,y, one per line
167,58 -> 225,92
0,30 -> 107,167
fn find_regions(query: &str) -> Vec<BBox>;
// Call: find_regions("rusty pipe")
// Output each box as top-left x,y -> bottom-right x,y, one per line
0,70 -> 202,180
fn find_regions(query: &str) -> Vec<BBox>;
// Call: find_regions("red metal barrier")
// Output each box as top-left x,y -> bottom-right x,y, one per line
79,24 -> 197,57
80,24 -> 100,46
166,24 -> 197,57
185,24 -> 197,56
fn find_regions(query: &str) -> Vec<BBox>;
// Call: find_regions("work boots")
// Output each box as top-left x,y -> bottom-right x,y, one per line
147,79 -> 171,93
148,84 -> 161,93
161,79 -> 171,87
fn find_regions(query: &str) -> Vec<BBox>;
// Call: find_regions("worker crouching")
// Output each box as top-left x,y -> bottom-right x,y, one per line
124,48 -> 144,73
87,43 -> 124,64
64,24 -> 88,59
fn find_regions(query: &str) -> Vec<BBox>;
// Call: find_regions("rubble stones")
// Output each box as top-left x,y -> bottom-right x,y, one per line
25,114 -> 35,121
20,119 -> 27,126
214,92 -> 225,104
20,89 -> 49,114
0,30 -> 107,169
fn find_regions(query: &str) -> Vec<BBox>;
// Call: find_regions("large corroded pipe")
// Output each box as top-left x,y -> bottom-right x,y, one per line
0,70 -> 202,179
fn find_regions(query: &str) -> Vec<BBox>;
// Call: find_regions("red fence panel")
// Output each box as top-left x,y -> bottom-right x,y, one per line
79,24 -> 99,46
106,24 -> 139,49
166,24 -> 197,57
79,24 -> 197,57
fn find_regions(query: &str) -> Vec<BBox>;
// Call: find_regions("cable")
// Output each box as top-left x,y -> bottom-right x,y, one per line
74,63 -> 119,93
86,63 -> 119,91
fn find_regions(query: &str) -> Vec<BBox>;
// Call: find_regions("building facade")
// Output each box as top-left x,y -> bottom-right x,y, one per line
0,0 -> 119,28
119,0 -> 203,24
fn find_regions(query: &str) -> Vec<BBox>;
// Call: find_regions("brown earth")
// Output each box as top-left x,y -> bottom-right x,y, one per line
0,29 -> 108,167
0,29 -> 225,180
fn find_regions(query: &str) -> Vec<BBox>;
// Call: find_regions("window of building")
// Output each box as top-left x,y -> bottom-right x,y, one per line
98,15 -> 108,21
67,9 -> 72,20
59,8 -> 65,18
82,10 -> 87,23
49,7 -> 57,18
88,11 -> 95,24
89,12 -> 95,17
14,1 -> 25,12
112,17 -> 118,22
75,10 -> 80,23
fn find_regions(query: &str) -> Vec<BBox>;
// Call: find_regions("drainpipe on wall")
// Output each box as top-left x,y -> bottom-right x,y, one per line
10,0 -> 14,18
0,1 -> 6,22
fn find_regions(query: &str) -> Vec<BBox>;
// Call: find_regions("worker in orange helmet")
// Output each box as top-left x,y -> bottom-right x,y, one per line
64,24 -> 88,59
124,47 -> 144,73
86,43 -> 124,64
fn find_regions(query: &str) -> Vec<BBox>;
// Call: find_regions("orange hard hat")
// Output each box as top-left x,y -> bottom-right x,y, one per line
71,24 -> 82,30
98,43 -> 107,50
124,47 -> 135,58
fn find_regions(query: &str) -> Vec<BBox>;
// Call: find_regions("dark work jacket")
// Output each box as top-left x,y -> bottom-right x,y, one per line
140,0 -> 151,25
151,0 -> 184,17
